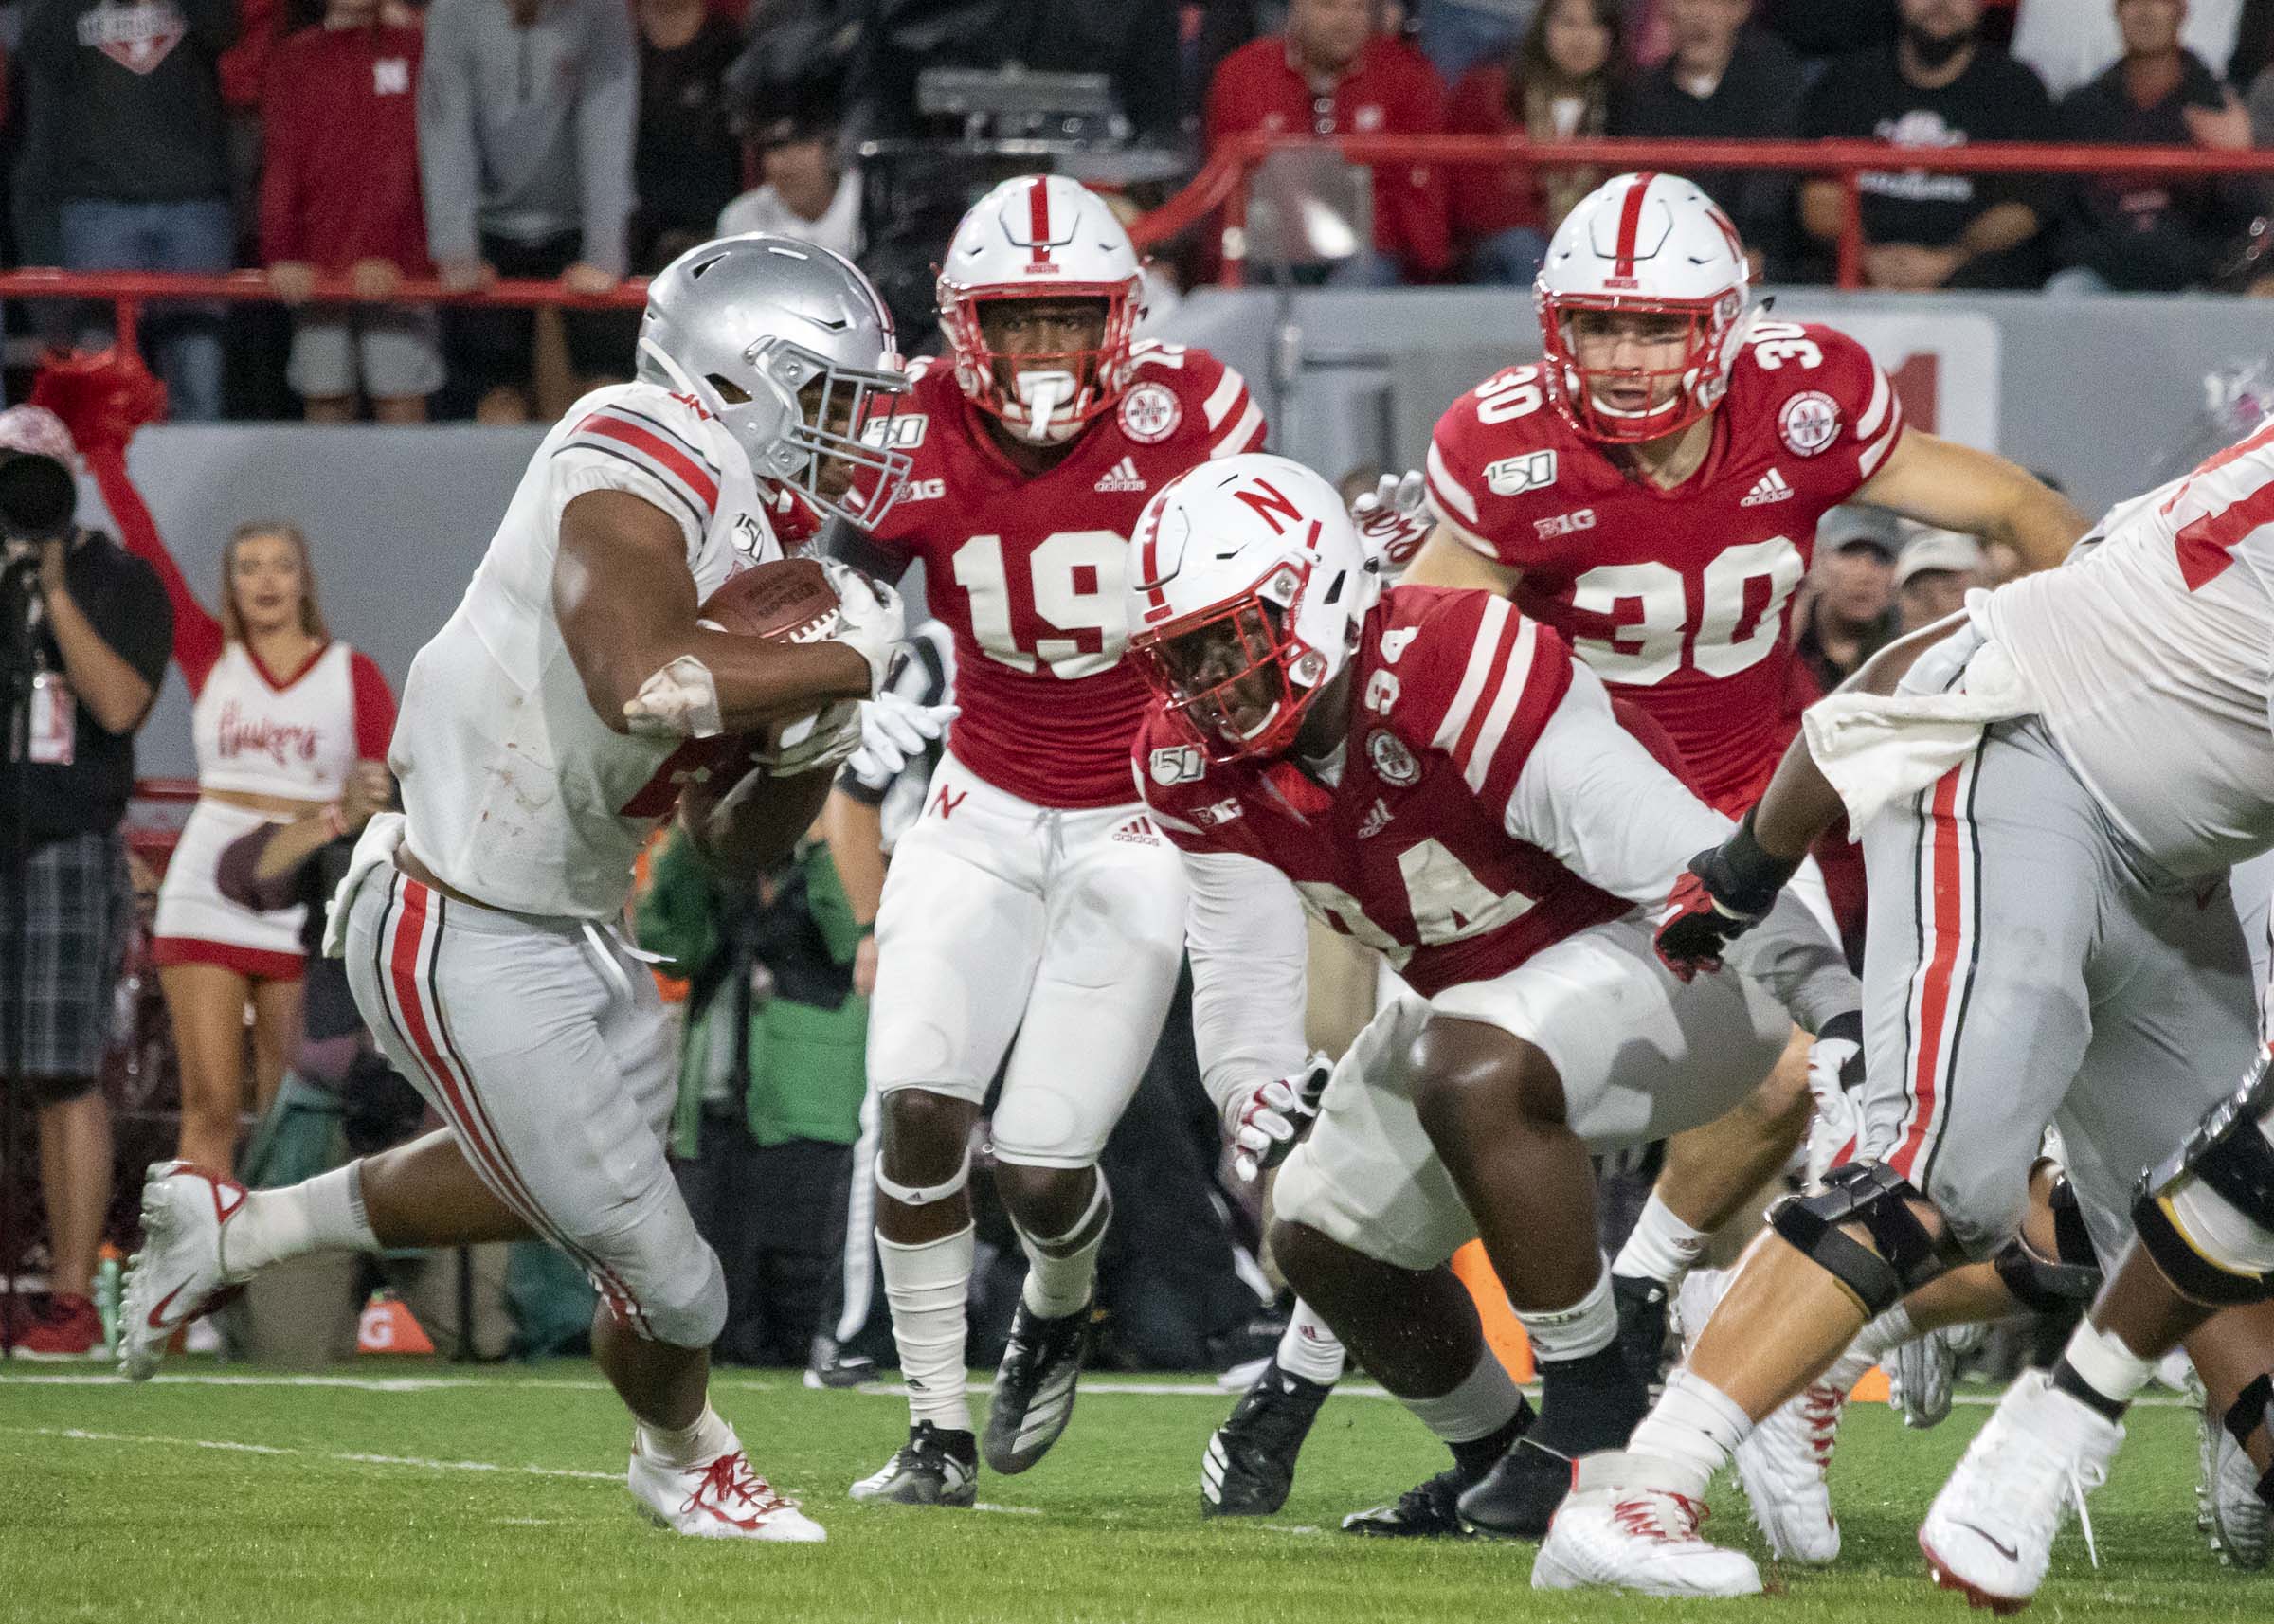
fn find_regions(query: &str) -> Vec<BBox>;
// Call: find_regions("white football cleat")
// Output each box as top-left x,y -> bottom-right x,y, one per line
1887,1322 -> 1988,1430
2200,1405 -> 2270,1570
628,1439 -> 825,1542
1919,1370 -> 2121,1613
117,1162 -> 250,1381
1733,1352 -> 1865,1565
1532,1453 -> 1763,1597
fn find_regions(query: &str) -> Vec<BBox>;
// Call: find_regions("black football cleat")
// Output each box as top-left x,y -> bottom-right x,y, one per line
849,1421 -> 977,1507
1455,1437 -> 1577,1539
1201,1360 -> 1335,1517
1343,1467 -> 1480,1538
982,1297 -> 1092,1474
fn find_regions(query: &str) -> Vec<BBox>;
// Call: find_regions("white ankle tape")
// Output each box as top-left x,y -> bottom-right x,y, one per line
877,1150 -> 971,1207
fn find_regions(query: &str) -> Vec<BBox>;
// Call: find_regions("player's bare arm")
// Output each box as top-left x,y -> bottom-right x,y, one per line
1398,522 -> 1523,593
1655,610 -> 1976,973
1856,429 -> 2089,573
554,488 -> 874,735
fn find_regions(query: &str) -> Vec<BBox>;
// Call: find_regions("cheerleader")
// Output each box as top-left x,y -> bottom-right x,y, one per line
83,417 -> 395,1169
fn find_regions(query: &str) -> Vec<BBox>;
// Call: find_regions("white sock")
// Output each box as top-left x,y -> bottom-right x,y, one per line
1516,1260 -> 1617,1362
1850,1304 -> 1920,1363
1275,1299 -> 1347,1384
1628,1367 -> 1754,1485
638,1402 -> 737,1469
879,1224 -> 975,1435
1613,1191 -> 1712,1288
1015,1173 -> 1110,1321
1401,1350 -> 1524,1444
2059,1318 -> 2157,1410
223,1164 -> 378,1276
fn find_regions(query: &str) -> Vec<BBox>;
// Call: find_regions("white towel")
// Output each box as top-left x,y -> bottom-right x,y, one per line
1802,597 -> 2041,834
322,811 -> 406,959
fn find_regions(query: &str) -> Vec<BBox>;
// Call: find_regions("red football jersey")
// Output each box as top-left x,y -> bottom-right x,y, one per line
1135,586 -> 1631,999
1424,321 -> 1904,811
865,341 -> 1268,808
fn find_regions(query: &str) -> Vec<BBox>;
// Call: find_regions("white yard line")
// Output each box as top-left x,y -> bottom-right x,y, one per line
9,1424 -> 623,1481
0,1368 -> 2198,1408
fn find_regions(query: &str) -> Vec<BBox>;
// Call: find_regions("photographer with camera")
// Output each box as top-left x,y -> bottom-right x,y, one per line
0,405 -> 171,1358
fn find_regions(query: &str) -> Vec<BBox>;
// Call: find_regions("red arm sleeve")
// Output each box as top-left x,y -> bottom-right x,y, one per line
349,649 -> 397,760
87,446 -> 225,691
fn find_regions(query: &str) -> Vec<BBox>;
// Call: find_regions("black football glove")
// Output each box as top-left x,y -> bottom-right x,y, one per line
1652,809 -> 1802,982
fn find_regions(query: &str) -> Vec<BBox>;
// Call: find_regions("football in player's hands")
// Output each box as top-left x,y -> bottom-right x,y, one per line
696,555 -> 843,644
695,557 -> 853,769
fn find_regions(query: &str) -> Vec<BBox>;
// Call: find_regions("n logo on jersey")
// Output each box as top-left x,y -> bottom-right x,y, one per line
1121,383 -> 1182,444
1485,450 -> 1557,496
1778,391 -> 1840,458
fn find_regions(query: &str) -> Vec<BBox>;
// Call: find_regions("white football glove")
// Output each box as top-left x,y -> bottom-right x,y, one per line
1226,1053 -> 1334,1182
1886,1321 -> 1988,1430
848,690 -> 959,782
623,653 -> 724,739
753,700 -> 862,777
820,558 -> 905,696
1349,469 -> 1432,580
1802,1013 -> 1865,1185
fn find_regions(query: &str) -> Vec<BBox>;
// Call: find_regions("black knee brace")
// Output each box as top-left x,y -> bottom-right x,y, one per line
2228,1373 -> 2274,1511
1768,1161 -> 1959,1317
2133,1055 -> 2274,1308
1991,1171 -> 2104,1312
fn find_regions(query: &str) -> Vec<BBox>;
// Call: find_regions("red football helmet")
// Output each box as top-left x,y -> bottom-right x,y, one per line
937,174 -> 1146,445
1535,171 -> 1755,444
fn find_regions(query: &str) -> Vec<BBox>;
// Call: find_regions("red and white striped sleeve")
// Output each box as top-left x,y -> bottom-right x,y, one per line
1196,354 -> 1267,460
1420,593 -> 1577,817
552,390 -> 725,552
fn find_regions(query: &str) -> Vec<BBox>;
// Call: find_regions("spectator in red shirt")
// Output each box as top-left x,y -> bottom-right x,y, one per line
1205,0 -> 1451,284
1447,0 -> 1619,283
260,0 -> 438,421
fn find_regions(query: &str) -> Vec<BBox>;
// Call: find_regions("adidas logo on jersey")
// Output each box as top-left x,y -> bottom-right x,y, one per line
1094,457 -> 1148,494
1357,799 -> 1393,839
1741,468 -> 1796,507
1111,816 -> 1161,844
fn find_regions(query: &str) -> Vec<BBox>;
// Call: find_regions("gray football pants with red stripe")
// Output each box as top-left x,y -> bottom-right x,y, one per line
343,866 -> 729,1347
1852,707 -> 2266,1266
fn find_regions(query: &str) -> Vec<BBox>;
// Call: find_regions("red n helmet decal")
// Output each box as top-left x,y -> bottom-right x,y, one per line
1027,177 -> 1054,267
1612,172 -> 1656,280
1234,478 -> 1304,534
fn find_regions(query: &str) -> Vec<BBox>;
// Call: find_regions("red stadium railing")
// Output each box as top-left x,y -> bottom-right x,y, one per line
1126,134 -> 2274,290
0,269 -> 648,355
7,137 -> 2274,342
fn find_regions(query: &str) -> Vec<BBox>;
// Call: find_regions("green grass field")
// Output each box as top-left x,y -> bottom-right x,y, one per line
4,1361 -> 2268,1623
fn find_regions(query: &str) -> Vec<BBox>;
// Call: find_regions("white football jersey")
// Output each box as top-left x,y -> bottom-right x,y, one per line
392,382 -> 778,918
1983,423 -> 2274,878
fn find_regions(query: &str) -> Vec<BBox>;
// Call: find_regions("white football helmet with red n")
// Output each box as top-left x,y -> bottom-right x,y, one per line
1535,171 -> 1756,443
1126,453 -> 1379,762
938,173 -> 1146,445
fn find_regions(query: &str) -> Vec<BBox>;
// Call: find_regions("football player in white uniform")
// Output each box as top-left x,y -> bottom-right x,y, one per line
119,237 -> 944,1543
1540,422 -> 2274,1603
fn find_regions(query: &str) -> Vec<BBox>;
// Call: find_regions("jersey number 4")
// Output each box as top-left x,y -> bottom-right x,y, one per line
951,530 -> 1128,679
1298,839 -> 1537,960
1568,537 -> 1805,684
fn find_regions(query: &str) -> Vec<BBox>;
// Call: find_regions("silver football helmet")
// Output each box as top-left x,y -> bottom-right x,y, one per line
637,235 -> 912,529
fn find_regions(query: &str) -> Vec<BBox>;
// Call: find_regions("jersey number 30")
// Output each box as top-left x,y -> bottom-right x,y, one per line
1568,538 -> 1805,684
952,531 -> 1128,679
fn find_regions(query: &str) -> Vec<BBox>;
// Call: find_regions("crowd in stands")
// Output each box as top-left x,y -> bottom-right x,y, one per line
4,0 -> 2274,417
